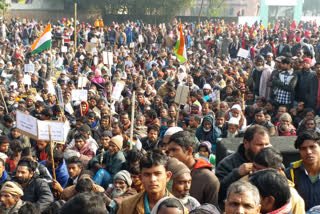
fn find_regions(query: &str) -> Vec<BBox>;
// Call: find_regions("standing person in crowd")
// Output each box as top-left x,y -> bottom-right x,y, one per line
216,125 -> 271,206
168,131 -> 220,206
285,131 -> 320,211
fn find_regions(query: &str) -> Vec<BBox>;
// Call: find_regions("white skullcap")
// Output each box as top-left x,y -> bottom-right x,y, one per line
164,127 -> 183,136
231,104 -> 242,111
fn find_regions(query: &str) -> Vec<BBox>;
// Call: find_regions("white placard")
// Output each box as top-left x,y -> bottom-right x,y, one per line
237,48 -> 250,58
16,110 -> 38,138
103,51 -> 108,65
24,74 -> 31,85
108,52 -> 113,66
111,81 -> 125,101
37,120 -> 68,142
61,46 -> 68,53
94,56 -> 98,66
47,79 -> 56,95
24,64 -> 35,73
65,103 -> 74,115
71,89 -> 88,101
78,76 -> 87,88
174,85 -> 189,105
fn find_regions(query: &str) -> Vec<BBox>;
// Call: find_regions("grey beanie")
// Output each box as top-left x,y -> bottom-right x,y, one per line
113,170 -> 132,186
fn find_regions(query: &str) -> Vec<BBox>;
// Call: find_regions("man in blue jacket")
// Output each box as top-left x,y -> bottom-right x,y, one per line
285,131 -> 320,211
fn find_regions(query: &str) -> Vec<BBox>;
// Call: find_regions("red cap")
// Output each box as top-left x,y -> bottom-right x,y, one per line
303,58 -> 312,67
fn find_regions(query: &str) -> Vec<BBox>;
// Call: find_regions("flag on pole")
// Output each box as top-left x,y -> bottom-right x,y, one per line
31,24 -> 52,55
174,23 -> 187,63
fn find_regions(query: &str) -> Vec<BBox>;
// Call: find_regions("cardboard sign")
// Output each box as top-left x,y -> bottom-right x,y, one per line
174,85 -> 189,105
23,75 -> 31,85
56,85 -> 64,107
71,89 -> 88,102
61,46 -> 68,53
37,120 -> 69,142
85,42 -> 96,53
24,64 -> 35,73
78,76 -> 87,88
111,81 -> 125,101
237,48 -> 250,58
16,111 -> 38,139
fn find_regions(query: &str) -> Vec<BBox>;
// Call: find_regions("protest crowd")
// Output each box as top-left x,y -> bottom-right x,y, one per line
0,16 -> 320,214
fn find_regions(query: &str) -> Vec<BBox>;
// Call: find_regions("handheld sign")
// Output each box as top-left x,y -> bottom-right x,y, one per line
16,110 -> 38,139
174,85 -> 189,105
23,75 -> 32,85
24,64 -> 35,74
78,76 -> 87,88
111,81 -> 125,101
37,120 -> 70,142
103,51 -> 108,65
71,89 -> 88,102
237,48 -> 250,58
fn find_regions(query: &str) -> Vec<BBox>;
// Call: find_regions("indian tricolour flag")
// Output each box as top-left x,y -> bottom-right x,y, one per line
174,23 -> 187,63
31,24 -> 52,55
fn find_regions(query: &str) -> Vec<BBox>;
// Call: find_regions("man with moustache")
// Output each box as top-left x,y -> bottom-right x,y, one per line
105,170 -> 137,213
216,125 -> 271,206
14,158 -> 54,212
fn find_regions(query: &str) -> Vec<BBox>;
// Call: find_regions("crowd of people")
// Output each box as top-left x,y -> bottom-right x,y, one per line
0,16 -> 319,213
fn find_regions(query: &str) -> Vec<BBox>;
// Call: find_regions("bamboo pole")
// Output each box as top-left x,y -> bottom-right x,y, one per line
0,88 -> 8,114
129,91 -> 136,150
48,125 -> 56,180
74,3 -> 77,53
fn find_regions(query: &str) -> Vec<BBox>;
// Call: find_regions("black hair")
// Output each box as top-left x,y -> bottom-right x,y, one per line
244,125 -> 269,143
79,169 -> 95,179
215,111 -> 225,118
74,133 -> 86,142
169,131 -> 195,152
254,107 -> 267,115
254,147 -> 283,169
60,192 -> 107,214
158,197 -> 184,212
190,114 -> 202,123
126,149 -> 143,164
140,151 -> 168,171
3,114 -> 14,123
0,158 -> 4,167
76,116 -> 88,124
249,169 -> 291,210
147,124 -> 160,134
295,131 -> 320,149
17,158 -> 37,173
75,178 -> 93,193
66,156 -> 83,168
145,109 -> 157,120
86,111 -> 96,118
9,139 -> 23,153
18,202 -> 40,214
128,165 -> 141,175
0,136 -> 9,145
48,149 -> 64,165
41,108 -> 53,118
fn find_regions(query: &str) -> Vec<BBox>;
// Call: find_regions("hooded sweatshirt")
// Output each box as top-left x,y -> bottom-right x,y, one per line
190,158 -> 220,206
196,115 -> 221,152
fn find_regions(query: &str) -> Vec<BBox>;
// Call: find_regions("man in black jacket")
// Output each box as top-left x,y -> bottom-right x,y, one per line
14,158 -> 54,212
216,125 -> 271,207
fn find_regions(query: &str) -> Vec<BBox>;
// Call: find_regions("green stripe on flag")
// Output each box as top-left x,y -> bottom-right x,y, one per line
32,40 -> 52,55
174,40 -> 186,63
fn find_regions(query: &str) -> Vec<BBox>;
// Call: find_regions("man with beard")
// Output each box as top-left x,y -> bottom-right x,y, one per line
14,158 -> 54,212
215,125 -> 271,207
140,125 -> 160,152
167,157 -> 200,212
0,181 -> 25,213
248,55 -> 273,100
105,170 -> 137,213
285,131 -> 320,210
